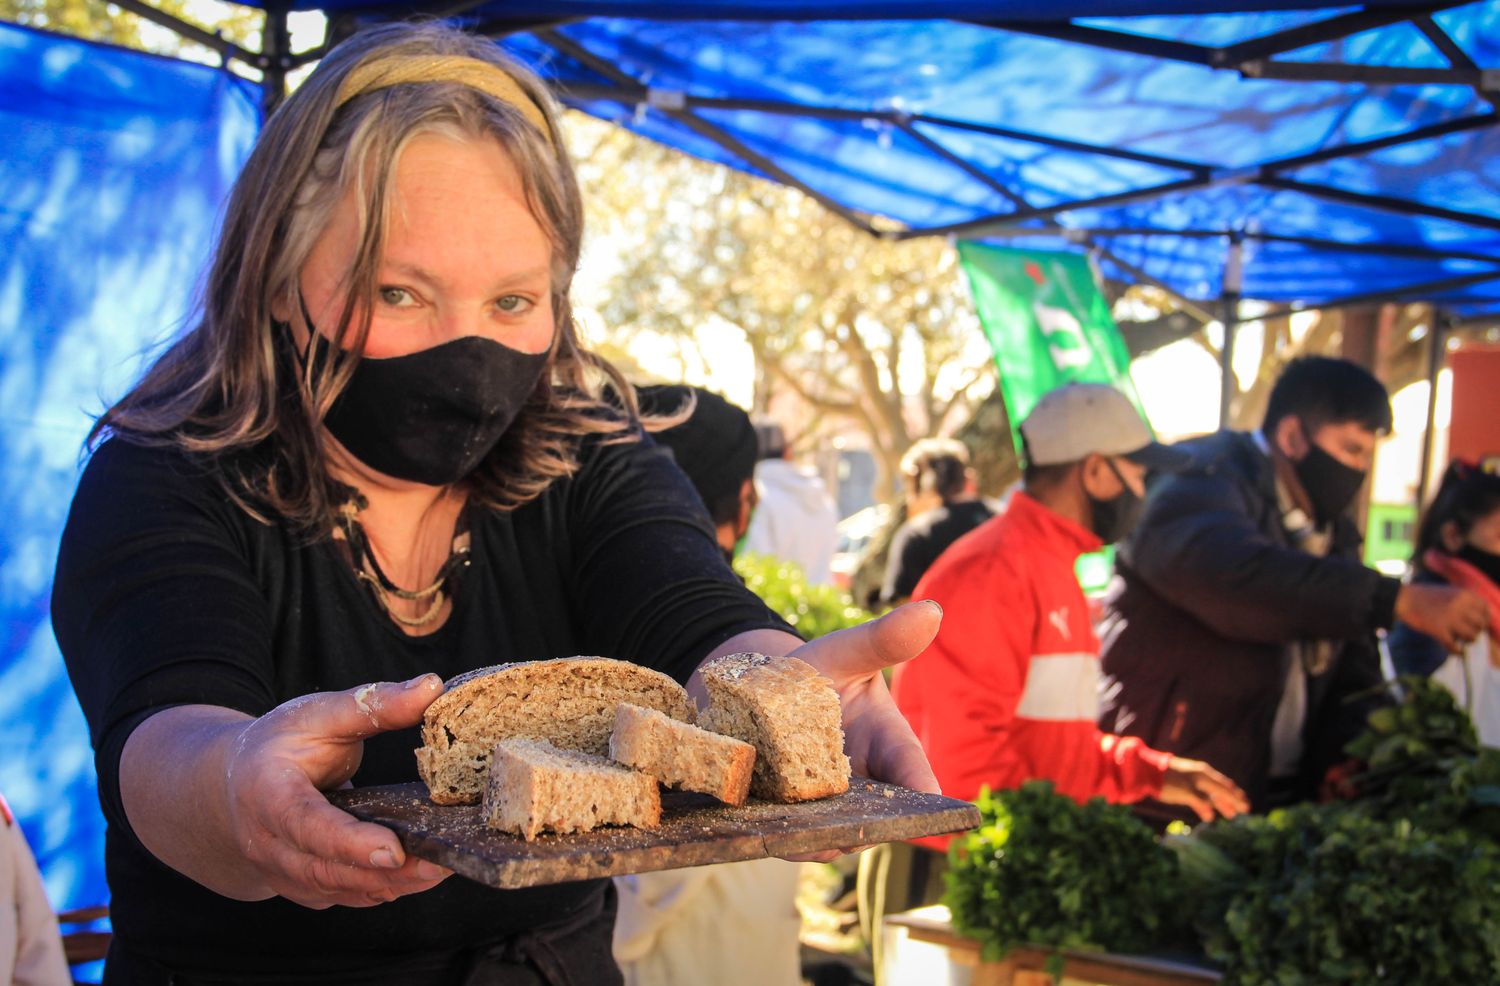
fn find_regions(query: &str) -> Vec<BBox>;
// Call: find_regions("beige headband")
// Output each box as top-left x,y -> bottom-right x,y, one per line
334,54 -> 553,146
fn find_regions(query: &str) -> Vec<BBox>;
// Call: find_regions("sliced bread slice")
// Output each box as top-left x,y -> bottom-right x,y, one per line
416,657 -> 695,805
609,702 -> 757,806
697,653 -> 851,803
482,738 -> 661,841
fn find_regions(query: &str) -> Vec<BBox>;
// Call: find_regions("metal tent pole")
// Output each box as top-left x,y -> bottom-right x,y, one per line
1415,312 -> 1450,513
1218,234 -> 1245,428
261,2 -> 291,118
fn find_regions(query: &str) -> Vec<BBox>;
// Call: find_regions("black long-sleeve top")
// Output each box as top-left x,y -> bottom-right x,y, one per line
51,430 -> 787,978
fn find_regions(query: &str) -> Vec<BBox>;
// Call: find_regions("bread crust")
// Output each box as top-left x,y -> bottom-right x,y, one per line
698,653 -> 850,803
416,657 -> 694,805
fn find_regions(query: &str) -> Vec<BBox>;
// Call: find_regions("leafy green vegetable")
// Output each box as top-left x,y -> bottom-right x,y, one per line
944,781 -> 1182,967
1342,675 -> 1500,838
1167,677 -> 1500,983
1169,804 -> 1500,984
733,552 -> 870,640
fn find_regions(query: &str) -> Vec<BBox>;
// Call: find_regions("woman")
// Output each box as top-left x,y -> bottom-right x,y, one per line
1388,459 -> 1500,744
50,21 -> 940,985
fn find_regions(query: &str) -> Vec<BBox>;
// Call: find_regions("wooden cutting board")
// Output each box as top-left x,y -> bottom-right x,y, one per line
329,779 -> 979,889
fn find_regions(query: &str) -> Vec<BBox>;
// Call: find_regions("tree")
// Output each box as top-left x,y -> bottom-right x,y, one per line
570,118 -> 995,492
0,0 -> 262,63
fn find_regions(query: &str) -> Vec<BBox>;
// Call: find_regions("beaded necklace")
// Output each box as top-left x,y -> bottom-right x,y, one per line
332,495 -> 471,628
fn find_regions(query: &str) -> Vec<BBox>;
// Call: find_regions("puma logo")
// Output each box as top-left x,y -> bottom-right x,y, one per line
1048,608 -> 1070,640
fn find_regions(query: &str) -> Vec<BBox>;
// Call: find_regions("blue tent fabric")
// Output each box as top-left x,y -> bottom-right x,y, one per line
3,0 -> 1500,957
0,19 -> 259,922
274,0 -> 1444,17
484,7 -> 1500,313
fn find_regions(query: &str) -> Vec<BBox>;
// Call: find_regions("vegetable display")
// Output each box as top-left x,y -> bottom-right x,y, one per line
945,781 -> 1183,968
733,551 -> 870,640
1170,805 -> 1500,983
943,678 -> 1500,983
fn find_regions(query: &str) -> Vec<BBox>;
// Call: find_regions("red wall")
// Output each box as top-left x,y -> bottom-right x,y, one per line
1448,345 -> 1500,468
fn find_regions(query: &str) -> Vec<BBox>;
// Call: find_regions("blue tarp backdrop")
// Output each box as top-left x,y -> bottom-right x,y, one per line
0,19 -> 259,914
501,7 -> 1500,313
3,0 -> 1500,947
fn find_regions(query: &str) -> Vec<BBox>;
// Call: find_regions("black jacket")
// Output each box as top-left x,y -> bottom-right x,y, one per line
1098,430 -> 1399,815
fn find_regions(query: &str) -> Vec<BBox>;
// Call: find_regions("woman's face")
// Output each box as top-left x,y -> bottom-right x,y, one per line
299,132 -> 555,359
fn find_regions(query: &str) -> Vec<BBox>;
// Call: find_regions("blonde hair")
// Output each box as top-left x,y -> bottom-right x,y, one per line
91,21 -> 643,530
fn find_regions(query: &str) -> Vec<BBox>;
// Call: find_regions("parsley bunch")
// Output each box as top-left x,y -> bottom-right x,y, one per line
944,781 -> 1182,966
1169,677 -> 1500,983
1170,804 -> 1500,983
1342,676 -> 1500,838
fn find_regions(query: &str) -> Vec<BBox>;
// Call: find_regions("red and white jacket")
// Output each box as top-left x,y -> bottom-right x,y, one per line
891,491 -> 1170,850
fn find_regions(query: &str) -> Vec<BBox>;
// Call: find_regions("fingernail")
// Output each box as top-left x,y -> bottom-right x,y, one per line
370,847 -> 400,869
922,599 -> 944,619
404,673 -> 438,690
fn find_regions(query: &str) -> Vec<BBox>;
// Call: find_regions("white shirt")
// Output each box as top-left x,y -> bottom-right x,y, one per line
1,800 -> 71,986
743,459 -> 841,586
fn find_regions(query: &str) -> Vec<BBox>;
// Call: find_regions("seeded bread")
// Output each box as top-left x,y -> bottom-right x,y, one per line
415,657 -> 695,805
697,653 -> 851,803
609,702 -> 757,806
482,738 -> 662,841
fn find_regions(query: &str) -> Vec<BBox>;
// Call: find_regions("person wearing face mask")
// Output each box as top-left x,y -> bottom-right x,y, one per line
890,383 -> 1247,864
1388,460 -> 1500,746
48,23 -> 949,986
1099,356 -> 1489,824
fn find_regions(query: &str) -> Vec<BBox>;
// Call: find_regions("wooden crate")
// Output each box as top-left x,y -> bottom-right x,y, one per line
884,907 -> 1220,986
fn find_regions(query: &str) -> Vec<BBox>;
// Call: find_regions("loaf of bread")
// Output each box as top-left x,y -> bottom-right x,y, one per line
609,702 -> 757,806
415,657 -> 696,805
697,653 -> 850,802
482,738 -> 661,841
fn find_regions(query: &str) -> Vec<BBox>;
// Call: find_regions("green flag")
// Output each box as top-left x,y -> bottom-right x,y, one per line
959,241 -> 1144,594
958,241 -> 1143,459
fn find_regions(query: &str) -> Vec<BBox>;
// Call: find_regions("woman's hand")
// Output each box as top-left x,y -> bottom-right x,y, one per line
785,600 -> 943,796
121,676 -> 453,909
698,601 -> 944,862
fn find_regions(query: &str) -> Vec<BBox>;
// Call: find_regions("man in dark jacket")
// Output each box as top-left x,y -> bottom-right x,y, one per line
1099,356 -> 1488,820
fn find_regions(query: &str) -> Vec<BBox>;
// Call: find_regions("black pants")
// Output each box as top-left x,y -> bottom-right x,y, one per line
102,883 -> 622,986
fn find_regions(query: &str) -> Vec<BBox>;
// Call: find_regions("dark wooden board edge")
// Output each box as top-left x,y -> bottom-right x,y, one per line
331,780 -> 981,889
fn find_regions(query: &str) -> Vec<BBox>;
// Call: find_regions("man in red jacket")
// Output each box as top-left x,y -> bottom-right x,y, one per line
891,384 -> 1247,854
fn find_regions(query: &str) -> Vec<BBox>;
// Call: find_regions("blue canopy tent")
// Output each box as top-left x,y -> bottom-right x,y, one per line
127,0 -> 1500,415
2,0 -> 1498,961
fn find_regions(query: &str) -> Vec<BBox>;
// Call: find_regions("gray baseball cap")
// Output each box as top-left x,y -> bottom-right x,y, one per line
1019,383 -> 1193,472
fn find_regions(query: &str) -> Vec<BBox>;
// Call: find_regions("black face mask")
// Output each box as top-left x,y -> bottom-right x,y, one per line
1088,460 -> 1144,545
1459,544 -> 1500,588
296,316 -> 549,486
1294,443 -> 1367,527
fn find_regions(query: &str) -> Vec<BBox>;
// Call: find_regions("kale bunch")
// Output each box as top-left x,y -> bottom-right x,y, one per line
944,780 -> 1182,966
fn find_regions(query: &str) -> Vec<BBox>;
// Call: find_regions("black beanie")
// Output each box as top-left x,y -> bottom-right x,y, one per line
637,385 -> 759,515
